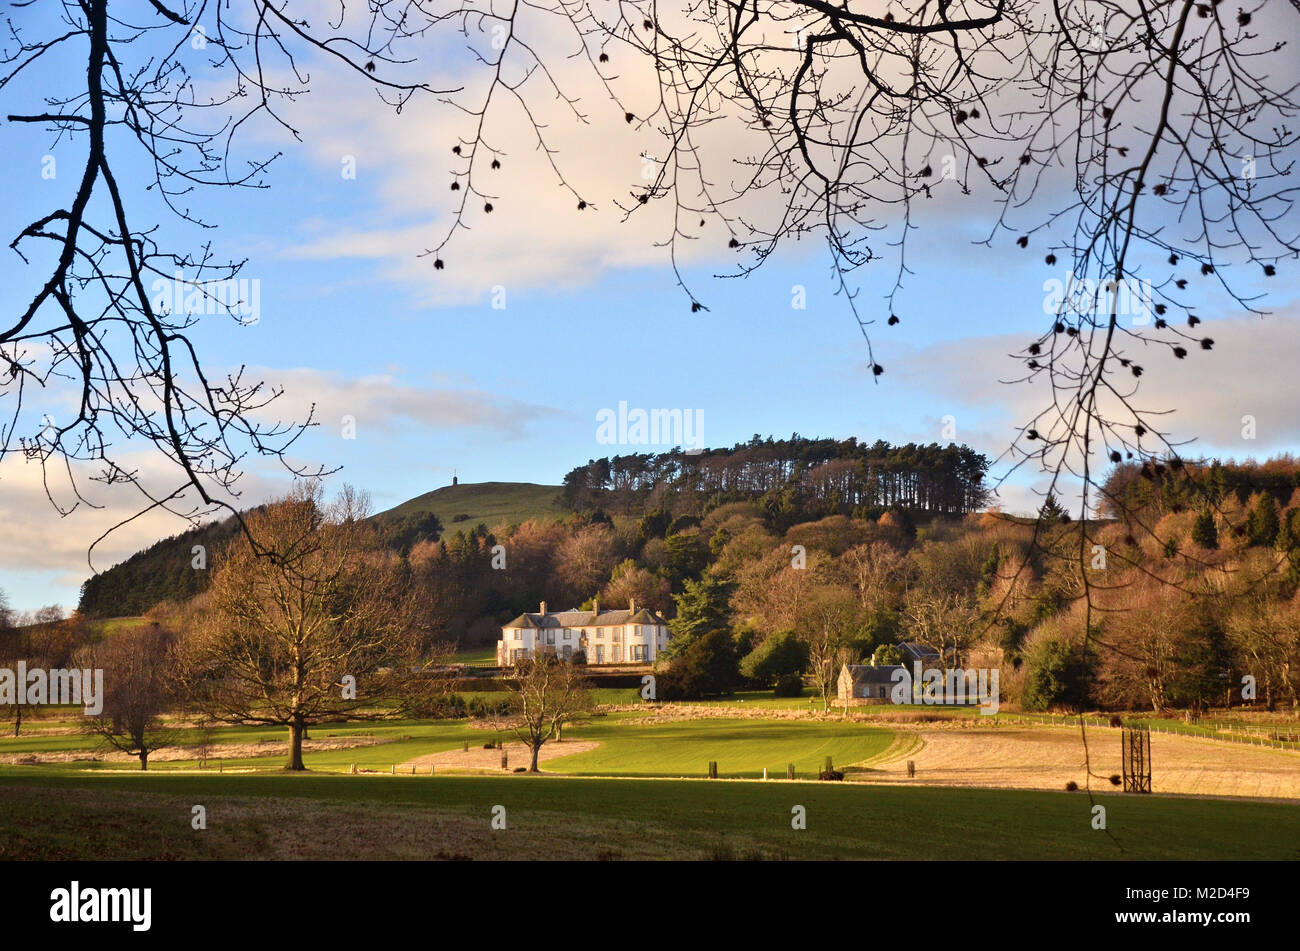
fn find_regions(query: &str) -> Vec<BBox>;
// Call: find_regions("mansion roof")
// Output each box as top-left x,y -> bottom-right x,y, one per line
503,607 -> 668,630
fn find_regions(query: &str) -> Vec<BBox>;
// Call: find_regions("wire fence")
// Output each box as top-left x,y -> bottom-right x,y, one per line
996,713 -> 1300,751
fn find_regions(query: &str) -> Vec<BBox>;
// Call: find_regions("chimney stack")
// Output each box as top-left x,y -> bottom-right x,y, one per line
539,601 -> 547,616
629,598 -> 636,613
592,598 -> 599,618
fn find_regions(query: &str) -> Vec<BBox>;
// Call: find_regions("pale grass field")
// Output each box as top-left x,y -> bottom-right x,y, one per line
399,740 -> 600,773
852,724 -> 1300,800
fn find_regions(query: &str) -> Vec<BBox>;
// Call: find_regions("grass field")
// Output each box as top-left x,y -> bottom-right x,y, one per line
377,481 -> 565,530
2,768 -> 1297,860
5,704 -> 1300,860
450,645 -> 499,665
546,717 -> 895,777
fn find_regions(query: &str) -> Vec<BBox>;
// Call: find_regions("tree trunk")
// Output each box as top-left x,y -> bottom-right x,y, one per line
139,750 -> 148,770
529,742 -> 540,772
287,718 -> 306,770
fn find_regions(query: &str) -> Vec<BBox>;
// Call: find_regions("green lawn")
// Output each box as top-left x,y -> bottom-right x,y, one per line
2,769 -> 1296,860
548,715 -> 895,778
1,713 -> 894,778
450,645 -> 498,665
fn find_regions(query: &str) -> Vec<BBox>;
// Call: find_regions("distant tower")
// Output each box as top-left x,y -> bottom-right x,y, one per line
452,469 -> 458,487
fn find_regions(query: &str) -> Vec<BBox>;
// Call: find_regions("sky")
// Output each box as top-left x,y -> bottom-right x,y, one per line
1,0 -> 1297,613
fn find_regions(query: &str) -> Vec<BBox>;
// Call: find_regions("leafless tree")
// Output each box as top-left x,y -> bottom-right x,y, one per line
501,653 -> 592,771
85,622 -> 180,769
179,483 -> 425,770
801,585 -> 858,711
1,604 -> 76,735
903,587 -> 981,667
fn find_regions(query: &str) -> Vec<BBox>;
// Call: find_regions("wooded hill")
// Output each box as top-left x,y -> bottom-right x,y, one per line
77,506 -> 443,618
560,436 -> 991,521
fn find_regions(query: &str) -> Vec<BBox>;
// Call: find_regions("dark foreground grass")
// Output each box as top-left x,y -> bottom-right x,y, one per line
2,768 -> 1297,860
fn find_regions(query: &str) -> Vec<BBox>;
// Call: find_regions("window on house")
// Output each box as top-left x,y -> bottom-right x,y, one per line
563,630 -> 571,639
513,630 -> 520,641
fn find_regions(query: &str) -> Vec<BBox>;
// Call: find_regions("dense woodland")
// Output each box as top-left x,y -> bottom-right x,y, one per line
77,508 -> 443,618
560,437 -> 991,522
8,449 -> 1295,720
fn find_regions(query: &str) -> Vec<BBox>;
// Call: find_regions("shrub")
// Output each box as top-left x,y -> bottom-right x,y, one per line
740,630 -> 809,687
819,770 -> 845,782
1022,637 -> 1087,711
772,672 -> 804,697
467,695 -> 512,719
1065,780 -> 1079,791
656,629 -> 742,700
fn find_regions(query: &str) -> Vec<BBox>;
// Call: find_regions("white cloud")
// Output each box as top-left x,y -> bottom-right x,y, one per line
248,365 -> 564,437
893,308 -> 1300,466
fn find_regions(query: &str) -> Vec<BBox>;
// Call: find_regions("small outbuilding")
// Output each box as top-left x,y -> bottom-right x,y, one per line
837,663 -> 906,703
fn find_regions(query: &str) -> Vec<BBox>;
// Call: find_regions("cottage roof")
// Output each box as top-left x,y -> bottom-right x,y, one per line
842,664 -> 906,685
898,641 -> 940,661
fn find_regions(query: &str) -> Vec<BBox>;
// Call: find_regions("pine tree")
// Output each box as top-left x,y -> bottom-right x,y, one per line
1038,493 -> 1068,524
1191,510 -> 1219,550
1247,493 -> 1281,547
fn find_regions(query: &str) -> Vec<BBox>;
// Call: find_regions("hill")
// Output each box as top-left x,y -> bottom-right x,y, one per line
77,519 -> 242,619
378,481 -> 565,530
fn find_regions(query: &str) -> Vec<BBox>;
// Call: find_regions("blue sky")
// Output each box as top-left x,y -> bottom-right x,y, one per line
2,1 -> 1297,613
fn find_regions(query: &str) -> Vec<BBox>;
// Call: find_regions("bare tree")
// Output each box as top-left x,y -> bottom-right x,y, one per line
903,588 -> 982,669
802,586 -> 859,712
180,484 -> 423,770
502,654 -> 592,772
1226,591 -> 1300,712
85,623 -> 179,769
2,605 -> 76,736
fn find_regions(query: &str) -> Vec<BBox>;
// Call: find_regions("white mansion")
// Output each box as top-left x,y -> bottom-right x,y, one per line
496,600 -> 671,666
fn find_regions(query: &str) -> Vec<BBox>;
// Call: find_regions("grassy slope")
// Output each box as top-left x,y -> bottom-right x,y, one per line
377,481 -> 566,531
2,769 -> 1297,860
